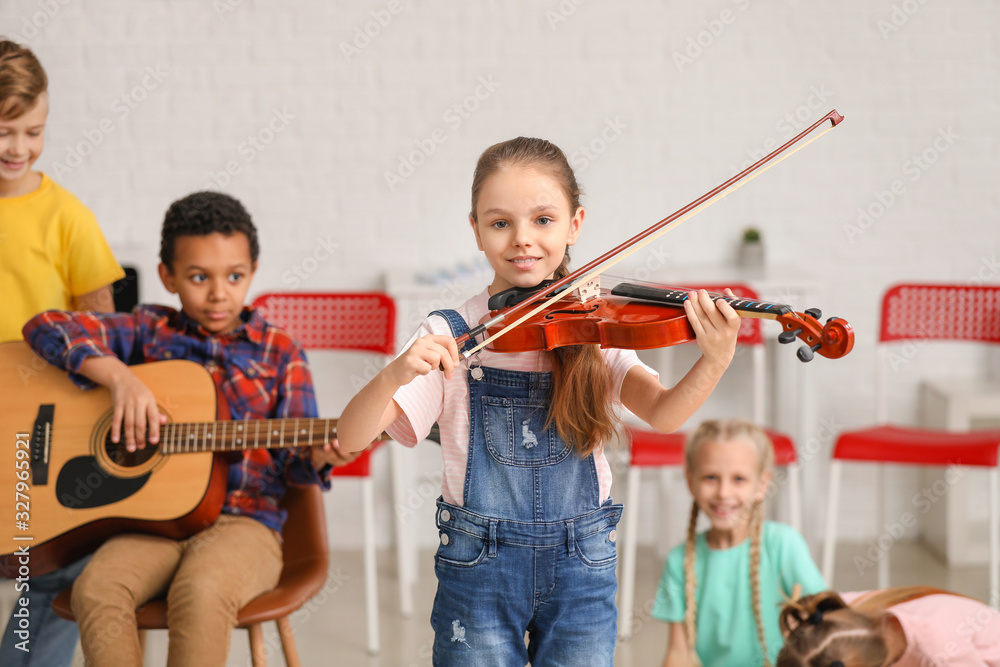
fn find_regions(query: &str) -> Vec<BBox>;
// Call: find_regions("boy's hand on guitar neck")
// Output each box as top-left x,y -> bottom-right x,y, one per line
80,356 -> 166,452
309,438 -> 366,471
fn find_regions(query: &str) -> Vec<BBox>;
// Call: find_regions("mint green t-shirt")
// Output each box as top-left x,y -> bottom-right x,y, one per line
652,522 -> 826,666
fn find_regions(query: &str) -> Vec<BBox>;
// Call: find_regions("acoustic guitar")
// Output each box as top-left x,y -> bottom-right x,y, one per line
0,341 -> 344,578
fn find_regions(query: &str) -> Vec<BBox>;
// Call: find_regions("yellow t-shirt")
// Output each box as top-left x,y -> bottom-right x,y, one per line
0,173 -> 125,342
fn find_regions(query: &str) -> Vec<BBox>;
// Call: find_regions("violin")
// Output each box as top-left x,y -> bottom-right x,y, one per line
482,277 -> 854,362
453,110 -> 851,361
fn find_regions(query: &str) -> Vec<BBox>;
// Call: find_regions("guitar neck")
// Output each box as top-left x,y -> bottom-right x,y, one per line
609,282 -> 793,320
158,418 -> 340,454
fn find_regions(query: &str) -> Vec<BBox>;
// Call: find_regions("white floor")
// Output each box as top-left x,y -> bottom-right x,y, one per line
201,541 -> 985,667
0,540 -> 984,666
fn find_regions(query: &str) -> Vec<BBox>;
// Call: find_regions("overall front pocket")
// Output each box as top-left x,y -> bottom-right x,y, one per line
435,528 -> 489,567
481,396 -> 572,467
575,526 -> 618,569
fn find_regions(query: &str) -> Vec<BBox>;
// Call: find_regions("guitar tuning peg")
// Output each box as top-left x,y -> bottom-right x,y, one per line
804,308 -> 822,320
797,342 -> 822,362
778,328 -> 801,344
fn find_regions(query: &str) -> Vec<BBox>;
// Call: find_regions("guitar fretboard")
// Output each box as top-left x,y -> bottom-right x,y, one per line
158,418 -> 339,454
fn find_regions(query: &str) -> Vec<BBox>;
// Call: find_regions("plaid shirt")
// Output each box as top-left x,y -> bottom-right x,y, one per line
23,304 -> 331,533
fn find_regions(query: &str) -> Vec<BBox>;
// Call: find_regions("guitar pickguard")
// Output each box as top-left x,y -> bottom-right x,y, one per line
56,456 -> 150,509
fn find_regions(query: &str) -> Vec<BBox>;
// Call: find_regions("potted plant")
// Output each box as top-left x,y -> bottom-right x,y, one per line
738,226 -> 765,273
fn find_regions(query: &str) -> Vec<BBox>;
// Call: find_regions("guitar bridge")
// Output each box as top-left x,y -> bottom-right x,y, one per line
31,404 -> 54,485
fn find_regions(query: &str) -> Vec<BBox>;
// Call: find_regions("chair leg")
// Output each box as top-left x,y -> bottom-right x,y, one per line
822,461 -> 842,584
362,477 -> 381,655
991,467 -> 999,610
877,466 -> 889,589
656,468 -> 674,558
248,623 -> 267,667
618,465 -> 642,640
390,444 -> 415,618
787,463 -> 802,534
276,616 -> 301,667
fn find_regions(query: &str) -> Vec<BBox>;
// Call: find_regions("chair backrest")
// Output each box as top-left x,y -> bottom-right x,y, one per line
236,483 -> 330,624
280,484 -> 329,569
251,292 -> 397,478
251,292 -> 396,354
879,284 -> 1000,344
115,484 -> 331,627
875,284 -> 1000,422
113,266 -> 140,313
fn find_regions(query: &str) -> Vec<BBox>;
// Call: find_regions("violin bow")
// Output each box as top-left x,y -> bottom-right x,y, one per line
457,109 -> 845,358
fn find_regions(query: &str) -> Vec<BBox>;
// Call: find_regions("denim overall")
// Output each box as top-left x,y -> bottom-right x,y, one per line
429,309 -> 623,667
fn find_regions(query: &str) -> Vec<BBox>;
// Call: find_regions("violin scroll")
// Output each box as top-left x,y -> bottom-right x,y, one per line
776,310 -> 854,362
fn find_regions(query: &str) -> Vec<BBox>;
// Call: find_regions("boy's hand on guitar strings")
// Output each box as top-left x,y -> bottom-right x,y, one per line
107,365 -> 167,452
684,288 -> 741,369
389,334 -> 460,383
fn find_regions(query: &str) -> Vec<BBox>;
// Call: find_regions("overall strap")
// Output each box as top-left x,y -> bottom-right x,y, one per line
429,309 -> 478,354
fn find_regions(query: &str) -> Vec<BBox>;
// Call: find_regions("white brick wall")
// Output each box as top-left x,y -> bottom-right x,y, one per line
3,0 -> 999,552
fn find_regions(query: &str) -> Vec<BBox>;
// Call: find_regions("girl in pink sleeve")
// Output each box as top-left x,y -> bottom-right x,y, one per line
777,587 -> 1000,666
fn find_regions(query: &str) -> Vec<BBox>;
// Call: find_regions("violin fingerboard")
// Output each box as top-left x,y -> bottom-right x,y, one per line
610,283 -> 793,317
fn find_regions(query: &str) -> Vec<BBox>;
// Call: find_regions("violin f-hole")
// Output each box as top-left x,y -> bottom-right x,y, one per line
543,305 -> 601,320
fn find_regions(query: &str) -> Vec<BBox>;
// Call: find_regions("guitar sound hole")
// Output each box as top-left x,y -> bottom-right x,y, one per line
104,434 -> 159,468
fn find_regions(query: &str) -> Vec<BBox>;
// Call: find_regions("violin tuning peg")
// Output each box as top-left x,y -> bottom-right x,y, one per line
826,316 -> 842,323
778,328 -> 802,344
804,308 -> 822,320
797,342 -> 822,362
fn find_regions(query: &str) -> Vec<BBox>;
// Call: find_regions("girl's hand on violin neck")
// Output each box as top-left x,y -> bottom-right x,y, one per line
389,334 -> 461,384
684,289 -> 741,368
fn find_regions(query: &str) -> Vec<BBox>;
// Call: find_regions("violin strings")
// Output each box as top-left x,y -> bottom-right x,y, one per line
466,121 -> 838,356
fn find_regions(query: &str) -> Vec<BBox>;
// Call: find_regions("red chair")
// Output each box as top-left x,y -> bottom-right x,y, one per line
617,284 -> 802,639
821,284 -> 1000,608
252,292 -> 401,655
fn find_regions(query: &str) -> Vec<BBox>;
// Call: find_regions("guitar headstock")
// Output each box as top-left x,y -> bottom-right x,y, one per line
775,308 -> 854,362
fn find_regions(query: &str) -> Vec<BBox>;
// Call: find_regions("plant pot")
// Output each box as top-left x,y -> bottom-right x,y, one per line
738,241 -> 765,274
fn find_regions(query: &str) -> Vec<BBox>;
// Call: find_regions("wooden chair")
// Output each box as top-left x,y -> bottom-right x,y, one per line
251,291 -> 404,655
53,484 -> 329,667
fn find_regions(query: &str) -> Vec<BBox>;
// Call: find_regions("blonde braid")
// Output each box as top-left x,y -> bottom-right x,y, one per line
749,501 -> 770,666
683,499 -> 702,666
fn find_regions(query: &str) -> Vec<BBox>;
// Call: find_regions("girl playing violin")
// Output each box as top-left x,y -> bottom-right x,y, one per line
338,136 -> 741,664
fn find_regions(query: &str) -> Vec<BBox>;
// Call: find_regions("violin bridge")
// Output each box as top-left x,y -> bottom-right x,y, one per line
575,278 -> 601,303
